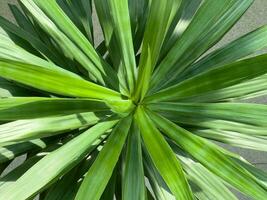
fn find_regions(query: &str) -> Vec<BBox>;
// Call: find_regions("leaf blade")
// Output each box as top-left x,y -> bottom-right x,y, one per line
75,116 -> 132,200
135,107 -> 193,200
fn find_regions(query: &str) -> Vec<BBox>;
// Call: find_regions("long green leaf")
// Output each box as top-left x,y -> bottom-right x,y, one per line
57,0 -> 94,43
179,24 -> 267,82
0,118 -> 118,200
150,0 -> 253,93
192,129 -> 267,151
0,16 -> 66,66
143,149 -> 175,200
148,102 -> 267,137
128,0 -> 149,53
43,150 -> 99,200
20,0 -> 119,88
148,102 -> 267,126
134,0 -> 182,101
0,97 -> 109,120
75,116 -> 132,200
148,110 -> 267,199
184,74 -> 267,102
0,59 -> 121,101
170,143 -> 238,200
107,0 -> 137,94
0,112 -> 107,146
122,121 -> 146,200
135,107 -> 193,200
145,54 -> 267,103
160,0 -> 202,58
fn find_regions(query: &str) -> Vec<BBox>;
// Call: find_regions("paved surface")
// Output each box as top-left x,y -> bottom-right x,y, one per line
1,1 -> 267,199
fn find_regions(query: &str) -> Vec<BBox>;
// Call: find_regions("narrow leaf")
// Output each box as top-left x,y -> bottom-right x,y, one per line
0,112 -> 107,146
148,111 -> 267,199
150,0 -> 253,92
0,118 -> 118,200
122,121 -> 146,200
75,116 -> 132,200
0,97 -> 109,120
146,54 -> 267,103
135,107 -> 193,200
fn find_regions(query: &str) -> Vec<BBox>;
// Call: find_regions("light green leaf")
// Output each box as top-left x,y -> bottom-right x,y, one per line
0,112 -> 107,146
75,116 -> 132,200
135,107 -> 193,200
148,110 -> 267,200
143,149 -> 175,200
145,54 -> 267,103
0,59 -> 122,101
150,0 -> 253,93
122,121 -> 146,200
0,97 -> 109,120
0,118 -> 118,200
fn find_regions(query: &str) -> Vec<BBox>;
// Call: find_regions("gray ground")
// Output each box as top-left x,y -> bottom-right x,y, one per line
1,0 -> 267,199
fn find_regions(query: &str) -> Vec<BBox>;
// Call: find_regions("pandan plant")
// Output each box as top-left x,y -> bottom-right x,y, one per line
1,0 -> 267,199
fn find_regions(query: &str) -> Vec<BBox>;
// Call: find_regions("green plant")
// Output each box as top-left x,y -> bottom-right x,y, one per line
0,0 -> 267,199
